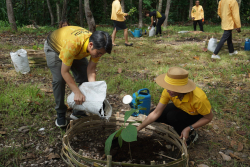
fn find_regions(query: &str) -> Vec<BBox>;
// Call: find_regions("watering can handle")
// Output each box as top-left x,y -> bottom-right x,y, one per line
138,88 -> 150,95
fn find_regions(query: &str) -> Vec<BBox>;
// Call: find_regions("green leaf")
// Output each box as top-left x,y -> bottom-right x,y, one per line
124,109 -> 137,124
135,92 -> 138,97
137,96 -> 145,100
121,125 -> 137,142
118,135 -> 123,147
128,122 -> 137,125
115,127 -> 123,137
104,130 -> 119,155
138,107 -> 147,110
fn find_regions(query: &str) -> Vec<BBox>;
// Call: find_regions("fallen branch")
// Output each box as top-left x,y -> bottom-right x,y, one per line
153,152 -> 177,161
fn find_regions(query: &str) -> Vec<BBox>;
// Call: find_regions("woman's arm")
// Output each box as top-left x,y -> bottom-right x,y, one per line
137,102 -> 167,131
150,17 -> 154,27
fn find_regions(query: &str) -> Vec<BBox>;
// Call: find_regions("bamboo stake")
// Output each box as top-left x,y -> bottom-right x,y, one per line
107,155 -> 112,167
76,149 -> 83,167
150,161 -> 155,165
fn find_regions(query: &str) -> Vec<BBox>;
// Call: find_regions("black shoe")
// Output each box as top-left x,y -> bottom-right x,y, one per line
55,113 -> 68,128
186,130 -> 198,148
70,110 -> 88,120
125,43 -> 133,46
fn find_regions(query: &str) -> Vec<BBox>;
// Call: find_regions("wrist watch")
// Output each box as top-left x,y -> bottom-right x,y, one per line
189,125 -> 194,131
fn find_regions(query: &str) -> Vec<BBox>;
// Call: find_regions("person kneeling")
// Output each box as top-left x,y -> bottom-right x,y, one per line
137,67 -> 213,146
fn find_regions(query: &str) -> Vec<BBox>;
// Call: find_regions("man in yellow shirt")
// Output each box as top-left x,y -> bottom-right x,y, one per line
137,67 -> 213,146
44,26 -> 112,127
212,0 -> 241,59
191,1 -> 204,32
111,0 -> 132,46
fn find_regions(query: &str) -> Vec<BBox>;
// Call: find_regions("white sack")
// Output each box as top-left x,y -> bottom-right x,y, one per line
178,31 -> 189,34
10,49 -> 30,74
149,26 -> 156,37
207,38 -> 218,52
67,81 -> 112,120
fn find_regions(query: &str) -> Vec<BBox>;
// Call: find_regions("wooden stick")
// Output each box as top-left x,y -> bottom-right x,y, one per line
153,152 -> 177,161
150,160 -> 155,165
70,120 -> 73,129
76,149 -> 83,167
107,155 -> 112,167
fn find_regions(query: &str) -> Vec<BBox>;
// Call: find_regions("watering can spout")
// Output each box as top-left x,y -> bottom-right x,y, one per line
129,29 -> 135,37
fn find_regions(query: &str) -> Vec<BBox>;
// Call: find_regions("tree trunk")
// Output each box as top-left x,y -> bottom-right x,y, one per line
103,0 -> 107,22
79,0 -> 84,27
84,0 -> 96,32
61,0 -> 67,20
158,0 -> 163,13
46,0 -> 54,25
56,1 -> 61,24
163,0 -> 171,27
189,0 -> 193,19
138,0 -> 142,28
121,0 -> 125,12
6,0 -> 17,31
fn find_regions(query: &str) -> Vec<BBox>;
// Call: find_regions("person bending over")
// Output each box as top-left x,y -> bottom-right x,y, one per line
137,67 -> 213,146
191,1 -> 204,32
44,26 -> 112,127
145,10 -> 166,36
111,0 -> 133,46
211,0 -> 241,59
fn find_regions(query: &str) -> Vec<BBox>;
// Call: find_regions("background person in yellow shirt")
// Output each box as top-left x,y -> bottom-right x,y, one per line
191,1 -> 204,32
44,26 -> 112,127
212,0 -> 241,59
137,67 -> 213,146
145,10 -> 166,36
111,0 -> 132,46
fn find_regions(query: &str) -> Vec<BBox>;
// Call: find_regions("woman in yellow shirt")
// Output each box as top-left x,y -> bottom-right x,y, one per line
137,67 -> 213,146
145,10 -> 166,36
111,0 -> 132,46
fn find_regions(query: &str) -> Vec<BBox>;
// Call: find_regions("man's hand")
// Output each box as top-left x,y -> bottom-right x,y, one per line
236,28 -> 241,33
74,92 -> 85,105
124,16 -> 126,21
149,26 -> 152,30
180,127 -> 191,145
124,13 -> 128,16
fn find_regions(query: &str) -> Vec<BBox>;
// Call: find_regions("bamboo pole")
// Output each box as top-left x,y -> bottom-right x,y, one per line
107,155 -> 112,167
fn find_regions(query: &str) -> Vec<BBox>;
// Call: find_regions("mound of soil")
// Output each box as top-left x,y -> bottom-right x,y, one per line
70,128 -> 181,165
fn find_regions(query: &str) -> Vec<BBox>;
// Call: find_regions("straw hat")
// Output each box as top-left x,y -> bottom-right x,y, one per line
155,67 -> 196,93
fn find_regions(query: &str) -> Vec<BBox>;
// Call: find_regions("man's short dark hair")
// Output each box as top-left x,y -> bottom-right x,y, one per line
89,31 -> 112,54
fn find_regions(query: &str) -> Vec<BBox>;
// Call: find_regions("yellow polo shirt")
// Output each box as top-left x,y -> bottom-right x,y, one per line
47,26 -> 100,66
159,87 -> 211,116
111,0 -> 126,22
191,5 -> 204,21
218,0 -> 241,30
151,11 -> 162,19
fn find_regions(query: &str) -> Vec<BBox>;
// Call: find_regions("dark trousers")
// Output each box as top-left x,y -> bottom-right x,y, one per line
156,14 -> 166,35
154,103 -> 203,135
193,20 -> 203,31
44,41 -> 88,114
214,30 -> 234,55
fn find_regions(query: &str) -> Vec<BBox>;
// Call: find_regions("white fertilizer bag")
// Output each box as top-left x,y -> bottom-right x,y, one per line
149,26 -> 156,37
207,38 -> 218,52
67,81 -> 112,120
10,49 -> 30,74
